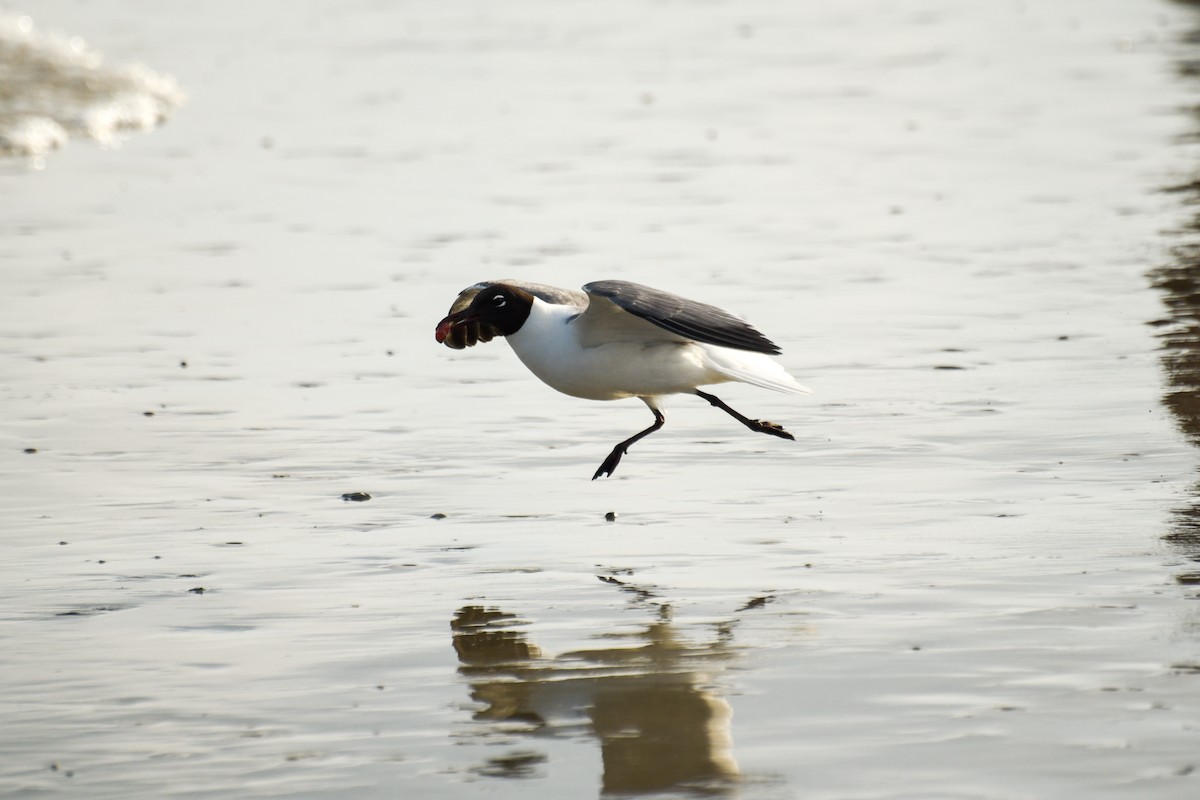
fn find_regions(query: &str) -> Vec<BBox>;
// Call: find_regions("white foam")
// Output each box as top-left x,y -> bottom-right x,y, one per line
0,13 -> 185,158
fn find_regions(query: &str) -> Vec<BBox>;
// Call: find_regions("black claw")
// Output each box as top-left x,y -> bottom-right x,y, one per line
695,390 -> 797,441
752,420 -> 795,440
593,448 -> 625,480
591,409 -> 665,479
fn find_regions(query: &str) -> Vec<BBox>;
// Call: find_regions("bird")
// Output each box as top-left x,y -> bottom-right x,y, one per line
434,279 -> 811,479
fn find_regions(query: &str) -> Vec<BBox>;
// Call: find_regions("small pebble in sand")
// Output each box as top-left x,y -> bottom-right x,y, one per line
189,587 -> 206,594
180,360 -> 188,368
430,513 -> 447,520
342,492 -> 371,502
604,511 -> 617,522
143,411 -> 155,416
23,447 -> 37,454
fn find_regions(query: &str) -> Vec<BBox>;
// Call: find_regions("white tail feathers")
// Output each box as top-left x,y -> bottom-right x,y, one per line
703,348 -> 812,396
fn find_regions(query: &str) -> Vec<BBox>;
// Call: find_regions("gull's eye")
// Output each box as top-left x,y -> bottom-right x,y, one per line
492,294 -> 507,307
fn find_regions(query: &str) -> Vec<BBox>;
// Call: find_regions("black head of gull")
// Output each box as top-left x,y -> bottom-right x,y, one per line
435,279 -> 810,479
434,283 -> 538,349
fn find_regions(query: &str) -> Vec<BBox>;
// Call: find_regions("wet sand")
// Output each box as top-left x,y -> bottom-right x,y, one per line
3,1 -> 1200,797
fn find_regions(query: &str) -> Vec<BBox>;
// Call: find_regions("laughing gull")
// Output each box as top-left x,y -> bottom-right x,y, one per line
435,280 -> 810,479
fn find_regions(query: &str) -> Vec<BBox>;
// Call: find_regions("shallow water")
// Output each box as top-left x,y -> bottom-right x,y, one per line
3,1 -> 1200,798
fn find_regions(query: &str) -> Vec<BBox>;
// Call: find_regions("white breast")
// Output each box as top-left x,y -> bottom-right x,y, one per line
505,299 -> 728,401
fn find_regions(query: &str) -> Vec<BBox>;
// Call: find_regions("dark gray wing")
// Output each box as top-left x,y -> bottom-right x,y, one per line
582,280 -> 782,355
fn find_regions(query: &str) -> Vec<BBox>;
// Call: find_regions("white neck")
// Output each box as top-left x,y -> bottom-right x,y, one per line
505,299 -> 606,399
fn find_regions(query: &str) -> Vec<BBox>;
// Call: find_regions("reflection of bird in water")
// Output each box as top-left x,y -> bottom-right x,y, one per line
435,279 -> 810,479
1154,4 -> 1200,566
450,607 -> 546,729
589,676 -> 736,795
450,602 -> 740,795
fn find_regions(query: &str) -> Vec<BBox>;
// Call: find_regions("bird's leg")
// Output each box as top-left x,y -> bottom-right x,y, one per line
694,389 -> 795,441
592,408 -> 666,480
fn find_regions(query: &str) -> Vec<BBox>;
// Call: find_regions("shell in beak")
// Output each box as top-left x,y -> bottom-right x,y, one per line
435,309 -> 496,349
